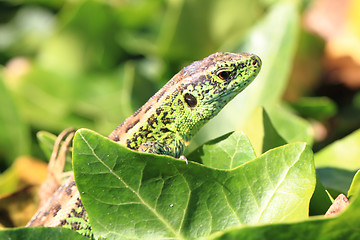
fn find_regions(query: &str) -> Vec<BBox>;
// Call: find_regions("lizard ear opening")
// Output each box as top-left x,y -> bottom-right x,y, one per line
184,93 -> 197,108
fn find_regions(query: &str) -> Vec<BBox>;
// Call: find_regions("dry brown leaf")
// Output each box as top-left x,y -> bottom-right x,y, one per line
14,156 -> 48,185
0,157 -> 47,227
325,193 -> 349,216
0,156 -> 47,197
0,186 -> 40,227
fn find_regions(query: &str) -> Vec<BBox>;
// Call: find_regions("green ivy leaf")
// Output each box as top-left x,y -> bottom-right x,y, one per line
315,129 -> 360,171
316,168 -> 356,195
0,227 -> 88,240
309,175 -> 332,216
188,131 -> 256,169
0,74 -> 31,165
243,107 -> 287,156
289,97 -> 337,121
192,1 -> 301,148
267,104 -> 314,146
73,129 -> 315,239
210,186 -> 360,240
348,170 -> 360,197
37,131 -> 58,160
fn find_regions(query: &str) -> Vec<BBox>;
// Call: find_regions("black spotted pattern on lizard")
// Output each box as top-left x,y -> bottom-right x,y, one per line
27,52 -> 262,238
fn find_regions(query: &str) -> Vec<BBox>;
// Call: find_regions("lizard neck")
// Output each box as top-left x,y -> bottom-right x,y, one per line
108,70 -> 192,156
108,52 -> 261,158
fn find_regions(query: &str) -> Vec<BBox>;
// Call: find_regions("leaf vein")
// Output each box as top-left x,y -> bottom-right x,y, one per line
78,132 -> 184,240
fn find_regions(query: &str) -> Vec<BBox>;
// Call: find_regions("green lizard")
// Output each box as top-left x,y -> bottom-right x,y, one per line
27,52 -> 262,237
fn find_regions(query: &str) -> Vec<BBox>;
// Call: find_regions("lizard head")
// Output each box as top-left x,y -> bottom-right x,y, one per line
184,52 -> 261,106
173,52 -> 262,138
199,52 -> 260,104
108,52 -> 261,154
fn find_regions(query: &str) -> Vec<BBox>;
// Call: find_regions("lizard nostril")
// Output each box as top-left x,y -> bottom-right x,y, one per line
252,59 -> 259,67
251,56 -> 262,67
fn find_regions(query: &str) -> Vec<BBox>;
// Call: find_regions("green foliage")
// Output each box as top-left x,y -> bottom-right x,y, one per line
0,0 -> 360,239
243,107 -> 287,156
289,97 -> 337,121
36,131 -> 59,160
314,130 -> 360,196
37,131 -> 73,170
0,72 -> 31,165
315,129 -> 360,171
316,168 -> 356,195
193,1 -> 305,147
309,175 -> 332,215
72,129 -> 315,239
188,131 -> 256,169
348,170 -> 360,197
209,187 -> 360,240
267,104 -> 314,146
0,227 -> 88,240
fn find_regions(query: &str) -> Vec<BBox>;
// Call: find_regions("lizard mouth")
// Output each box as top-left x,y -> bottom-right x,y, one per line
203,78 -> 253,104
203,90 -> 236,104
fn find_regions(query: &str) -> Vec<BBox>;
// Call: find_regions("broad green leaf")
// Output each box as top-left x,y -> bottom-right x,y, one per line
37,131 -> 58,160
0,163 -> 18,195
289,97 -> 337,121
315,129 -> 360,171
38,1 -> 123,73
235,2 -> 300,108
309,175 -> 332,216
73,129 -> 315,239
210,186 -> 360,240
193,1 -> 301,147
267,104 -> 314,146
0,227 -> 88,240
12,67 -> 86,131
316,168 -> 356,194
158,0 -> 264,60
243,107 -> 287,156
188,131 -> 256,169
0,75 -> 30,165
348,170 -> 360,197
11,64 -> 136,134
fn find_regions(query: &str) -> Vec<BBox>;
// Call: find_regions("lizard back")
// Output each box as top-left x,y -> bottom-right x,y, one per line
27,52 -> 262,236
109,52 -> 261,158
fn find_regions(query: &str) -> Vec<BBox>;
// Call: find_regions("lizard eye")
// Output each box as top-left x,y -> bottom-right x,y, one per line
252,59 -> 259,67
217,70 -> 232,80
184,93 -> 197,108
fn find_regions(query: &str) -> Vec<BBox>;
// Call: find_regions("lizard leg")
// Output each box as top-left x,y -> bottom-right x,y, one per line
137,141 -> 165,155
39,128 -> 76,208
138,141 -> 187,163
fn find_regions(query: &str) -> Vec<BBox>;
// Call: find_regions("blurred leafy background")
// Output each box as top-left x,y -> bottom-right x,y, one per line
0,0 -> 360,228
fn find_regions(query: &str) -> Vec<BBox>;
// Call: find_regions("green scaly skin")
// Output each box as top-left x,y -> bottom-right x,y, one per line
109,52 -> 262,158
27,52 -> 261,238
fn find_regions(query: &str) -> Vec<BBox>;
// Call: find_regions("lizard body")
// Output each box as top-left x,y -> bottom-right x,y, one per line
27,52 -> 261,237
109,52 -> 261,157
